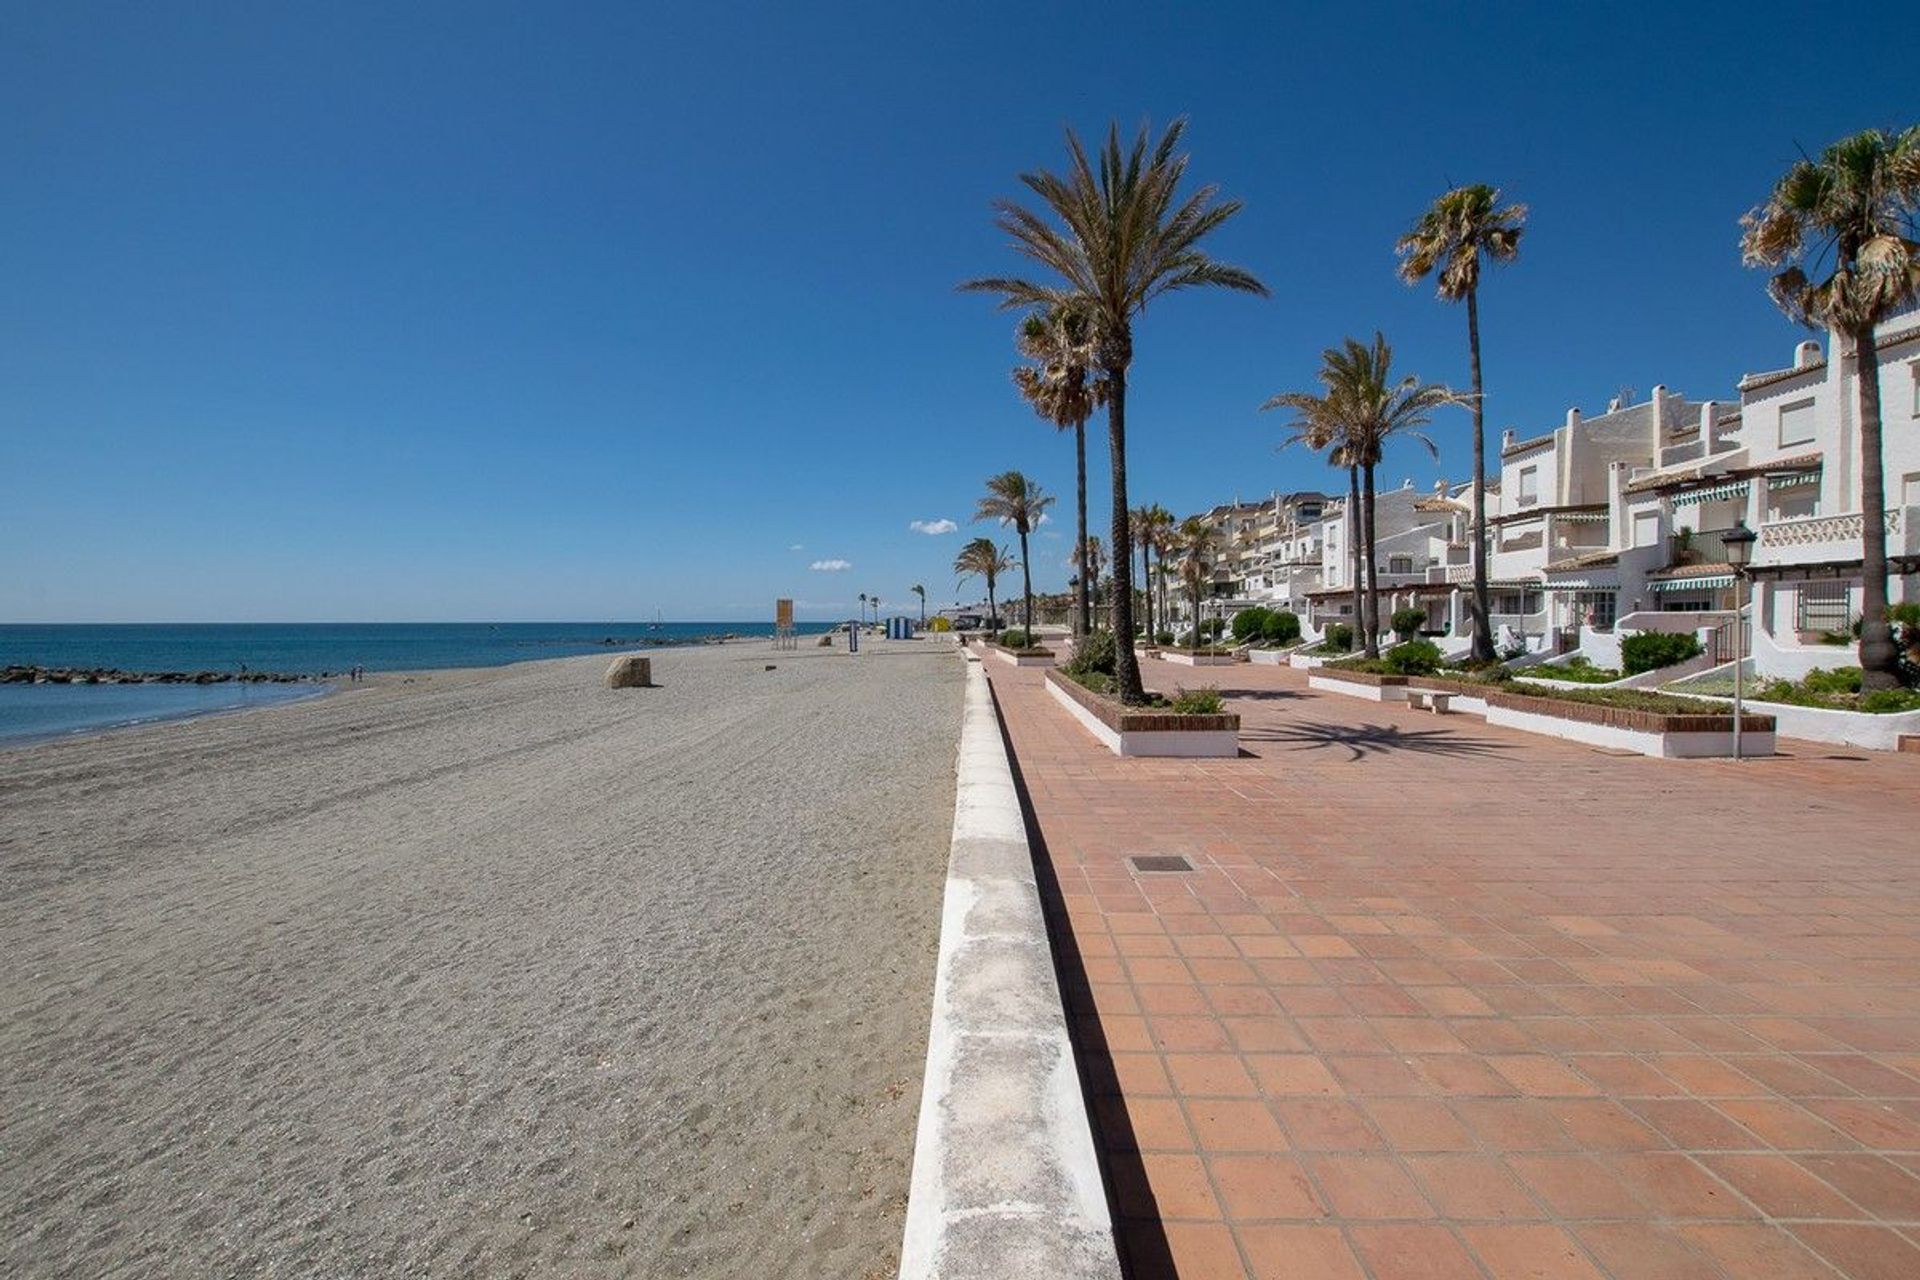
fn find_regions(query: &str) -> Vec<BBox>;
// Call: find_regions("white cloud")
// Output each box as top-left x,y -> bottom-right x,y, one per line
810,558 -> 852,572
1037,512 -> 1052,525
910,518 -> 958,535
788,543 -> 805,551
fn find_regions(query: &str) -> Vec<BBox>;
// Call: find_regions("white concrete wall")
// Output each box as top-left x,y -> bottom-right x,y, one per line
899,662 -> 1120,1280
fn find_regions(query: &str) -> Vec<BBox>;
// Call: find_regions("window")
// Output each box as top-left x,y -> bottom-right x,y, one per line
1388,555 -> 1413,574
1797,580 -> 1852,633
1778,398 -> 1816,447
1633,512 -> 1661,548
1575,590 -> 1617,631
1518,466 -> 1539,506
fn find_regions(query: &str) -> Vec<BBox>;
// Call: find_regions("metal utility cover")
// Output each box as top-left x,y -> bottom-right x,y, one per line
1130,855 -> 1194,873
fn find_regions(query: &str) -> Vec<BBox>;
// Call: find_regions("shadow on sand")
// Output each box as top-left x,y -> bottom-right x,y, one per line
1241,718 -> 1515,762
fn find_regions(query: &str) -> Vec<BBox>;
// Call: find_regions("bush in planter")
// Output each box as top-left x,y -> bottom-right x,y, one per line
1320,623 -> 1354,653
1260,611 -> 1302,646
1230,607 -> 1272,643
1155,630 -> 1177,646
1381,639 -> 1443,676
1169,685 -> 1224,714
1064,629 -> 1117,679
997,628 -> 1038,649
1390,608 -> 1426,641
1621,631 -> 1703,674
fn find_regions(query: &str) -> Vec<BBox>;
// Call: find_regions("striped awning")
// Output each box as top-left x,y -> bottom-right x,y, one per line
1671,480 -> 1749,507
1651,574 -> 1733,592
1766,469 -> 1820,490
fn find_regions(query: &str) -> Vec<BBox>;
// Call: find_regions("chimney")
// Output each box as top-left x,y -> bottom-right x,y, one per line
1700,401 -> 1718,447
1651,385 -> 1667,437
1565,407 -> 1582,430
1502,428 -> 1516,450
1607,396 -> 1622,412
1794,339 -> 1822,369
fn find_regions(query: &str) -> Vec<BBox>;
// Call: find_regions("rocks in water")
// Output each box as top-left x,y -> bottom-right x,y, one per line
0,665 -> 315,686
604,656 -> 654,689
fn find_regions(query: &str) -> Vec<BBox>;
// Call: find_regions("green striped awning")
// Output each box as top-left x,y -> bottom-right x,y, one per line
1671,480 -> 1749,507
1651,575 -> 1733,592
1767,469 -> 1820,490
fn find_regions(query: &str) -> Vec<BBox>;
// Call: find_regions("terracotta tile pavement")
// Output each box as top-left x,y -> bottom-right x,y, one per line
983,657 -> 1920,1279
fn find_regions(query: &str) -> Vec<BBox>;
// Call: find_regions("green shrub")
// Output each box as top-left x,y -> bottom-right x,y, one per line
1390,608 -> 1427,641
1169,685 -> 1225,715
998,628 -> 1036,649
1498,683 -> 1727,715
1259,610 -> 1301,646
1621,631 -> 1704,674
1199,616 -> 1225,639
1064,629 -> 1117,678
1533,655 -> 1622,684
1321,623 -> 1354,653
1753,667 -> 1920,714
1154,630 -> 1177,646
1230,607 -> 1272,642
1381,639 -> 1442,676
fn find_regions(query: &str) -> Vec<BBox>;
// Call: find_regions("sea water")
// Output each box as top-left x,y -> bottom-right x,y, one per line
0,622 -> 833,746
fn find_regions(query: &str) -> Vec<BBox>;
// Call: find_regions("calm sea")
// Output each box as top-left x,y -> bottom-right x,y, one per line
0,622 -> 831,747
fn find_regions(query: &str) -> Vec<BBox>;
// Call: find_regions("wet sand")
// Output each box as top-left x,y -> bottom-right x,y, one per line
0,640 -> 963,1278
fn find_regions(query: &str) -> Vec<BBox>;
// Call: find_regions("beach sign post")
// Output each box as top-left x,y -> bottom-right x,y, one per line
774,598 -> 795,650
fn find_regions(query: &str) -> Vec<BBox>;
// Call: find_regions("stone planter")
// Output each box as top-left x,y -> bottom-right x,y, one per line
1248,648 -> 1297,666
1308,668 -> 1409,702
989,644 -> 1056,669
1675,694 -> 1920,753
1043,669 -> 1240,758
1288,652 -> 1338,669
1160,650 -> 1236,667
1481,689 -> 1776,758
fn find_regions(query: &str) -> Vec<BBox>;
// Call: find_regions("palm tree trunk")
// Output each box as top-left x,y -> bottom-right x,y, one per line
987,579 -> 998,635
1347,464 -> 1363,648
1854,325 -> 1899,689
1362,460 -> 1381,659
1467,286 -> 1495,663
1106,364 -> 1145,702
1074,420 -> 1090,638
1138,537 -> 1153,643
1019,528 -> 1034,645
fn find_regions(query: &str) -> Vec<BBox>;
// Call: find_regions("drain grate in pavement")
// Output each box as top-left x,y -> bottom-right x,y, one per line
1130,854 -> 1195,874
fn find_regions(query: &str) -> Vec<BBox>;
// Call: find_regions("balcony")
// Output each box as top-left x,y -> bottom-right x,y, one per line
1757,507 -> 1914,567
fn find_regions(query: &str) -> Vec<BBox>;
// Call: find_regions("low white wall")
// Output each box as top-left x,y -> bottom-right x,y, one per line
899,663 -> 1120,1279
1484,702 -> 1775,759
1044,678 -> 1239,758
1161,651 -> 1235,667
1679,692 -> 1920,752
1750,624 -> 1855,683
990,646 -> 1056,668
1308,674 -> 1407,703
1289,652 -> 1333,669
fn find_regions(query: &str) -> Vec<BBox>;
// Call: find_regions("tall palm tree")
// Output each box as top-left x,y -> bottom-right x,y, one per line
964,119 -> 1268,703
1263,382 -> 1365,646
1131,504 -> 1172,644
858,592 -> 868,627
954,537 -> 1014,634
911,583 -> 927,626
1396,184 -> 1527,663
1014,304 -> 1106,637
1742,126 -> 1920,690
976,470 -> 1055,639
871,593 -> 882,625
1175,516 -> 1215,645
1265,335 -> 1461,657
1147,504 -> 1180,635
1079,535 -> 1108,620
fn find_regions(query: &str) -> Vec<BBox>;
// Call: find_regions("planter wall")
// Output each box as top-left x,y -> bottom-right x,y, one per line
1043,670 -> 1240,758
1288,652 -> 1338,669
990,645 -> 1056,669
1482,690 -> 1776,759
1308,670 -> 1409,703
1248,648 -> 1294,666
1161,651 -> 1236,667
1676,693 -> 1920,752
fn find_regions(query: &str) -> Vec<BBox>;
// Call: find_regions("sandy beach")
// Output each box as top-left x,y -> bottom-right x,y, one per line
0,639 -> 963,1278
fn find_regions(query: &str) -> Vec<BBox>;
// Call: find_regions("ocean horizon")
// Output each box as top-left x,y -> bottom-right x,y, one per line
0,622 -> 841,746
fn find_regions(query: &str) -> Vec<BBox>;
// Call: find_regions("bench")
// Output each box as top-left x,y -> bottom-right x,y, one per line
1407,689 -> 1453,714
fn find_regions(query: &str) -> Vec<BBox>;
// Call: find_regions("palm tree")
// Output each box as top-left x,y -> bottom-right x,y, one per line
1175,516 -> 1215,646
1014,304 -> 1106,637
954,537 -> 1014,633
1147,504 -> 1180,636
963,119 -> 1268,703
911,583 -> 927,626
1265,335 -> 1462,657
1264,381 -> 1365,647
1396,184 -> 1527,663
871,593 -> 882,626
1131,504 -> 1168,644
858,592 -> 868,627
1742,127 -> 1920,690
976,470 -> 1055,639
1080,535 -> 1107,621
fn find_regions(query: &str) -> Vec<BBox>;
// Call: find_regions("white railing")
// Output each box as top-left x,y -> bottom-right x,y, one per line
1759,508 -> 1900,548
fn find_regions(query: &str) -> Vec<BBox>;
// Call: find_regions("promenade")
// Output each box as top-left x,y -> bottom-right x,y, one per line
983,656 -> 1920,1280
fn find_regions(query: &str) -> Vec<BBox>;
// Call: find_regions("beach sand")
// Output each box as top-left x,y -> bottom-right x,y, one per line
0,639 -> 963,1278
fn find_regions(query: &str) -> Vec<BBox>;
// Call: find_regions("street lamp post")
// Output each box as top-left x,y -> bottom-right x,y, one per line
1723,519 -> 1758,760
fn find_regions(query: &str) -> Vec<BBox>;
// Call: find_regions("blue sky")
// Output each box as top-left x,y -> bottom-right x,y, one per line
3,2 -> 1911,622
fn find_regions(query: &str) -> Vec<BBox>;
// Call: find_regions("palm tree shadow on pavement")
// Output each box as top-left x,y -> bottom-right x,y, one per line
1244,719 -> 1515,763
